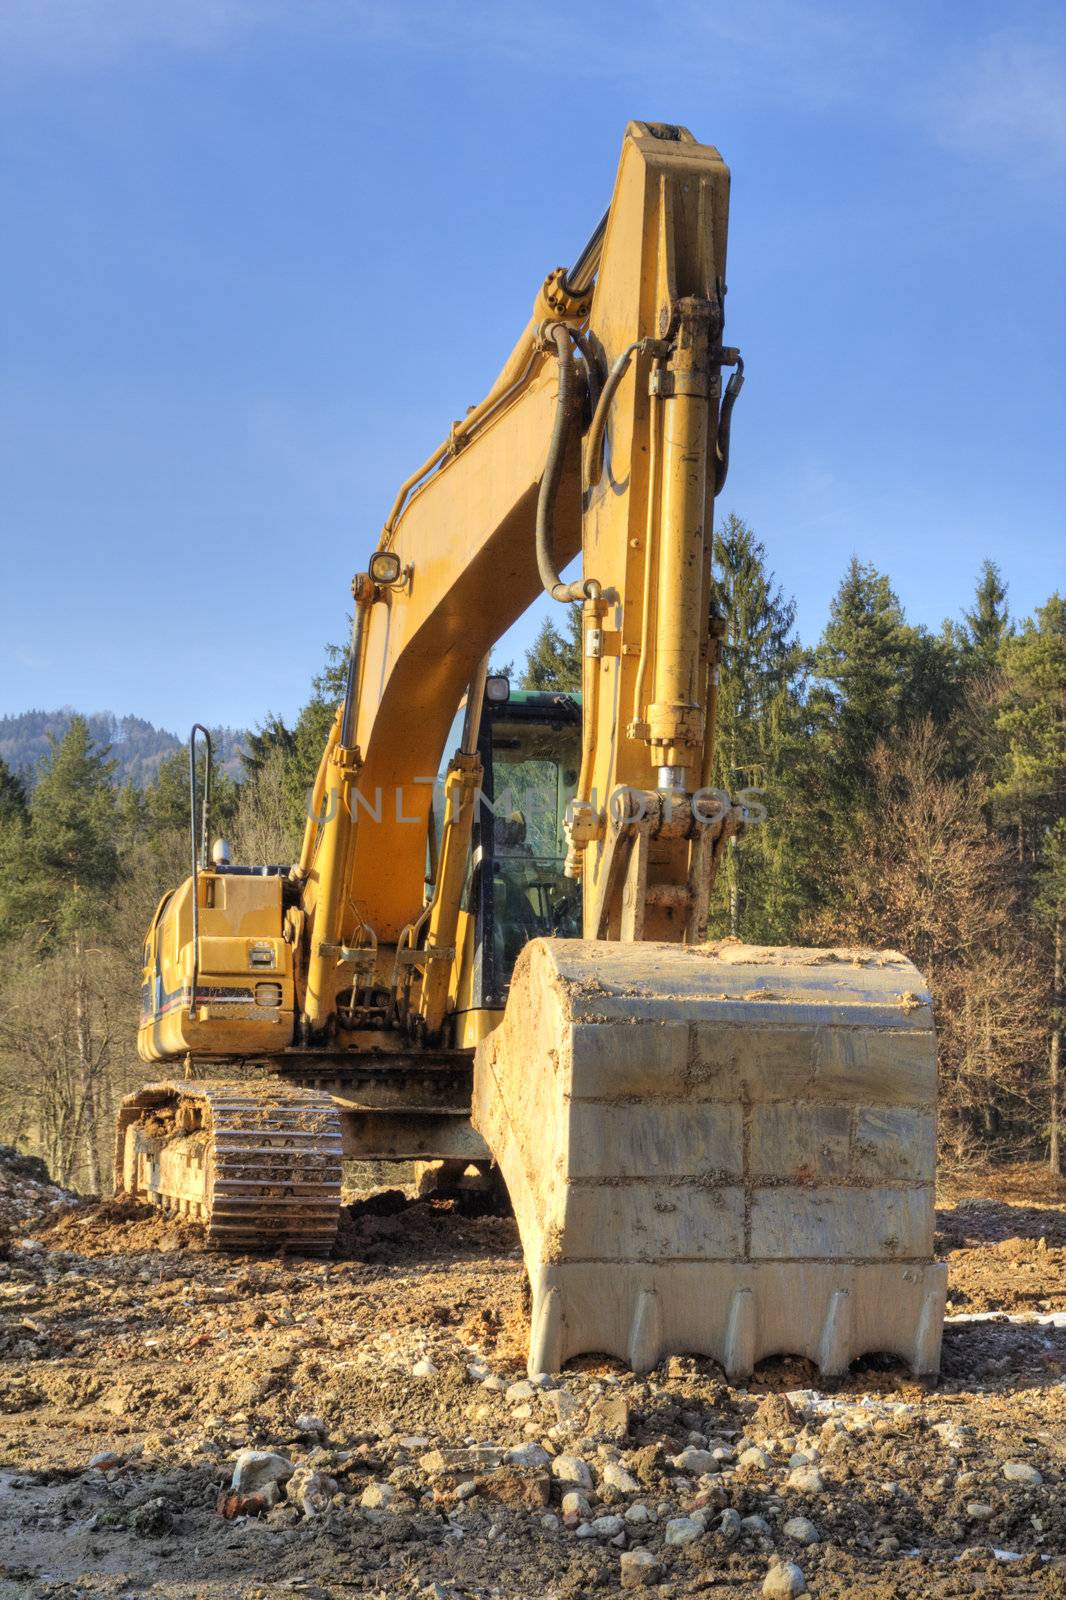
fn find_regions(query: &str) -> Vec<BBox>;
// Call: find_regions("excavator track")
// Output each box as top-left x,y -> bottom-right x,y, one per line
115,1080 -> 342,1254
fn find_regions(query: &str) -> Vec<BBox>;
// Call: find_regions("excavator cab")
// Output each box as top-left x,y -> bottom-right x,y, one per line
445,686 -> 582,1041
475,687 -> 582,1004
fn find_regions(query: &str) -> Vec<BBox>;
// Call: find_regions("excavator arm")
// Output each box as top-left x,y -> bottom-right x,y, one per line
297,121 -> 742,1041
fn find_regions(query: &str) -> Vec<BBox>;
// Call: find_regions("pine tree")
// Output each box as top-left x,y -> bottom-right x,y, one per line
707,515 -> 807,941
520,608 -> 582,692
963,560 -> 1011,669
0,757 -> 27,823
992,595 -> 1066,1173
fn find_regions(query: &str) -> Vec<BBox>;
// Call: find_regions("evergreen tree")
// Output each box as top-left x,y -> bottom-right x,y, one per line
962,560 -> 1011,669
520,608 -> 582,692
26,717 -> 118,946
707,515 -> 807,941
992,595 -> 1066,1173
0,757 -> 27,823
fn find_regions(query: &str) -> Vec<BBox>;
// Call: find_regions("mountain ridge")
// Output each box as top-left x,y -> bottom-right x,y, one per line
0,708 -> 246,788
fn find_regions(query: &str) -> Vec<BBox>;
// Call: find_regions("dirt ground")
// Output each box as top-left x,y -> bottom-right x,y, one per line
1,1154 -> 1064,1600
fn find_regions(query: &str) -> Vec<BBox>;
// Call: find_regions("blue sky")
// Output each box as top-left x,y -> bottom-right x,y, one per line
1,0 -> 1063,735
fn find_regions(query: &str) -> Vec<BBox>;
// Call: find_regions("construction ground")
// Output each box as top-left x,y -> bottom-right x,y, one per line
1,1151 -> 1064,1600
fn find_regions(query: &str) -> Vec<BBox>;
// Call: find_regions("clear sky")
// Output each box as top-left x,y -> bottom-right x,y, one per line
1,0 -> 1064,735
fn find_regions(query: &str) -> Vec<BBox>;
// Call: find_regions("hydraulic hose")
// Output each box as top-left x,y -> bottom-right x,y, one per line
537,324 -> 591,604
714,356 -> 745,496
584,336 -> 671,489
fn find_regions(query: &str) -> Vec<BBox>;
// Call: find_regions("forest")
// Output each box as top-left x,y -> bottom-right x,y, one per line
0,514 -> 1062,1192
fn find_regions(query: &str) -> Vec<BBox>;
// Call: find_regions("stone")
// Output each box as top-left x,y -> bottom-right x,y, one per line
420,1446 -> 504,1475
664,1515 -> 703,1546
762,1558 -> 807,1598
360,1480 -> 395,1509
480,1467 -> 552,1509
88,1451 -> 123,1471
625,1502 -> 653,1524
286,1465 -> 330,1517
552,1454 -> 593,1489
294,1414 -> 325,1435
752,1393 -> 800,1437
542,1388 -> 579,1422
412,1356 -> 438,1378
602,1462 -> 641,1494
481,1375 -> 507,1392
454,1480 -> 478,1501
561,1490 -> 592,1519
506,1379 -> 535,1403
1002,1461 -> 1042,1485
743,1514 -> 773,1536
590,1514 -> 625,1537
783,1516 -> 819,1545
588,1393 -> 630,1437
719,1507 -> 743,1542
620,1548 -> 661,1589
671,1447 -> 719,1476
506,1442 -> 551,1469
231,1450 -> 294,1495
786,1466 -> 825,1495
966,1502 -> 994,1520
739,1446 -> 772,1471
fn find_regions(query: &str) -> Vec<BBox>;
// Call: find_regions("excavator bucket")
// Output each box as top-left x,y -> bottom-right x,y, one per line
473,938 -> 946,1380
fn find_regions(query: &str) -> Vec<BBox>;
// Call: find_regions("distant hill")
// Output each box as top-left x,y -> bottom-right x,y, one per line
0,710 -> 247,789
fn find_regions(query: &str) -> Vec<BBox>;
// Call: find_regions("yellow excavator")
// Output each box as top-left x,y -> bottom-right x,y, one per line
118,123 -> 946,1379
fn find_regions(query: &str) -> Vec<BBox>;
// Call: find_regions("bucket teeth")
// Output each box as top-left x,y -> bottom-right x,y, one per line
475,937 -> 947,1379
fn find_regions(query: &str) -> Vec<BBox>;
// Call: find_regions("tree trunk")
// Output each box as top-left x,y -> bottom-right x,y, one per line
1051,916 -> 1063,1179
73,933 -> 101,1193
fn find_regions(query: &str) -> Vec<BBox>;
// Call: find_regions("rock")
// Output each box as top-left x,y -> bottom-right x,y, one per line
590,1514 -> 626,1537
588,1393 -> 630,1437
542,1388 -> 578,1423
738,1446 -> 772,1471
481,1375 -> 507,1392
286,1466 -> 330,1516
294,1414 -> 325,1435
506,1442 -> 551,1469
552,1454 -> 593,1489
786,1466 -> 825,1495
88,1451 -> 123,1471
620,1547 -> 661,1588
762,1557 -> 807,1598
664,1515 -> 703,1546
420,1446 -> 504,1475
783,1515 -> 819,1545
966,1501 -> 995,1520
752,1394 -> 800,1437
412,1356 -> 438,1378
561,1490 -> 592,1519
743,1514 -> 773,1537
601,1462 -> 641,1494
507,1379 -> 535,1402
129,1496 -> 173,1536
216,1488 -> 277,1520
360,1480 -> 395,1509
625,1502 -> 653,1524
231,1450 -> 294,1494
1002,1461 -> 1043,1485
719,1507 -> 743,1542
671,1447 -> 719,1476
480,1467 -> 552,1508
454,1480 -> 478,1501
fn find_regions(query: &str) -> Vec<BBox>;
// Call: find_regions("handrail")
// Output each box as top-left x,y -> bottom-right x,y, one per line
188,723 -> 213,1015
